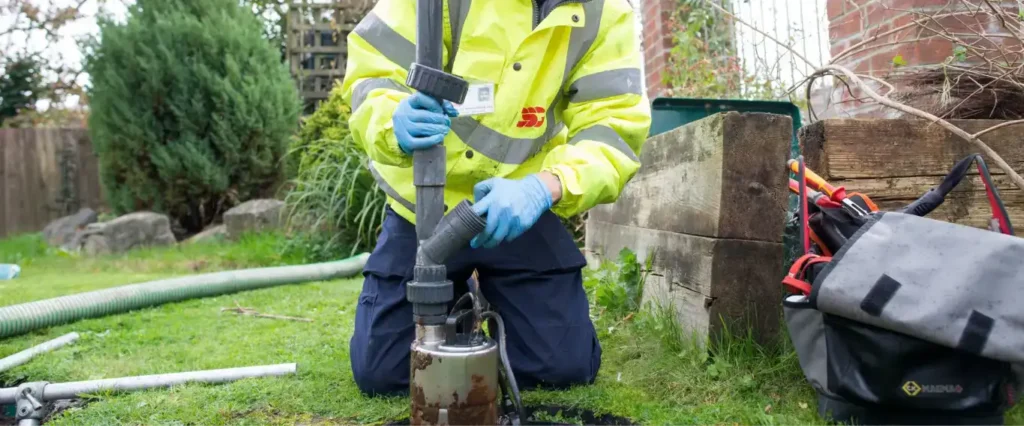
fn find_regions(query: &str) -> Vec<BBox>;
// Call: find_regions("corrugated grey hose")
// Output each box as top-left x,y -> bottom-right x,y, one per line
0,254 -> 369,339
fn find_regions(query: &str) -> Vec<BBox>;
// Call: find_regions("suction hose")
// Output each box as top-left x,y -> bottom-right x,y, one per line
0,254 -> 369,339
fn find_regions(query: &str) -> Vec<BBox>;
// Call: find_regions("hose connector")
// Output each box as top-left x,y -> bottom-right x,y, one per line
420,200 -> 486,265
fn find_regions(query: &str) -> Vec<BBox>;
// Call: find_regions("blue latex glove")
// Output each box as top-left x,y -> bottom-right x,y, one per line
393,92 -> 459,154
470,175 -> 553,249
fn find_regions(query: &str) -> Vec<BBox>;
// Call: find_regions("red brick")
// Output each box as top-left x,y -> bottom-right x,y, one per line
827,0 -> 846,20
830,10 -> 863,41
863,1 -> 900,31
831,39 -> 851,57
913,37 -> 955,65
870,50 -> 901,73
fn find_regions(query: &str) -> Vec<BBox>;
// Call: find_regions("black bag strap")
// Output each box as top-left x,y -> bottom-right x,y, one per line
901,154 -> 1014,235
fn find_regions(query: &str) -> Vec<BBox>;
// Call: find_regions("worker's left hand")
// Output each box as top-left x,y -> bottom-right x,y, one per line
470,175 -> 553,249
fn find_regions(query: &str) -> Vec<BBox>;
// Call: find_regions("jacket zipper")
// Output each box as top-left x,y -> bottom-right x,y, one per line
532,0 -> 593,28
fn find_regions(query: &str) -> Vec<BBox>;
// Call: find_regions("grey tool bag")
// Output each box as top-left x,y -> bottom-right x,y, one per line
784,212 -> 1022,424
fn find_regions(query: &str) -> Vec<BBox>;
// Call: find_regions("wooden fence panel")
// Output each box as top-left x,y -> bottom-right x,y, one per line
0,128 -> 104,239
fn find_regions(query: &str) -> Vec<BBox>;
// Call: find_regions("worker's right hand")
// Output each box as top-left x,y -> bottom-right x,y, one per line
393,92 -> 459,154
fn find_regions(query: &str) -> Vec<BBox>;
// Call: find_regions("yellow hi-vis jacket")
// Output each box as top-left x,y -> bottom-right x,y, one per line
341,0 -> 651,224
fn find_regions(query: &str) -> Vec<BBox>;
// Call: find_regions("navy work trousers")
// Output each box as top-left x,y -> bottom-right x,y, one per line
349,207 -> 601,396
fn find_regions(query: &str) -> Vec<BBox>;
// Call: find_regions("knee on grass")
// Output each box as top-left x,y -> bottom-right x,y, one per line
520,349 -> 601,390
351,358 -> 408,397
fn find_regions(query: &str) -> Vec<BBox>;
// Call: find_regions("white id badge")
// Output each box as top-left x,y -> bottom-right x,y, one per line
452,82 -> 495,116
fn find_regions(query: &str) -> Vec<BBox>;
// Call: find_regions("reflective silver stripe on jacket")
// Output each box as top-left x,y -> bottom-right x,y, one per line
352,78 -> 411,111
451,118 -> 566,164
446,0 -> 472,72
568,125 -> 638,162
566,67 -> 642,103
352,12 -> 415,71
368,161 -> 415,211
454,0 -> 604,165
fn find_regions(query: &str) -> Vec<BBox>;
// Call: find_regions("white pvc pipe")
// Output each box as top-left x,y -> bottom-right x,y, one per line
0,363 -> 296,404
43,363 -> 297,401
0,332 -> 80,373
0,387 -> 14,404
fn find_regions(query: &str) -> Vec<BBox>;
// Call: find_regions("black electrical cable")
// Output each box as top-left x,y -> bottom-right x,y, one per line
481,311 -> 522,418
451,292 -> 476,315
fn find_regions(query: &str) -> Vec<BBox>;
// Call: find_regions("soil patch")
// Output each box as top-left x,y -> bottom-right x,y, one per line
385,404 -> 636,425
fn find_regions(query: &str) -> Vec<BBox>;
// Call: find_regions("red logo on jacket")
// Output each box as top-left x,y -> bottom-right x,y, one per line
517,107 -> 546,128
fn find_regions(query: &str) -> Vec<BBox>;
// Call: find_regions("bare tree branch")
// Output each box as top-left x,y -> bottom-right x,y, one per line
811,64 -> 1024,192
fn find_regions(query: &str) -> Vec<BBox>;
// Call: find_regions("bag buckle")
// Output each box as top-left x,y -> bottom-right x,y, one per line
783,253 -> 832,296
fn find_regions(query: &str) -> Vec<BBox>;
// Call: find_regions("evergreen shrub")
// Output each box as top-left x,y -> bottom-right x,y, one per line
85,0 -> 300,234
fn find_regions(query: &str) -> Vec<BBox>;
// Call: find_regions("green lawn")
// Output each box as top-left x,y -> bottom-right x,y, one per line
0,233 -> 1018,425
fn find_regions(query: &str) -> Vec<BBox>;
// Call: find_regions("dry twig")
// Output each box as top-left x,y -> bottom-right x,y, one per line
808,64 -> 1024,192
221,301 -> 313,323
706,0 -> 1024,191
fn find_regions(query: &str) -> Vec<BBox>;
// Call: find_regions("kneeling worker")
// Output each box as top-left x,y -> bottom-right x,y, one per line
341,0 -> 652,395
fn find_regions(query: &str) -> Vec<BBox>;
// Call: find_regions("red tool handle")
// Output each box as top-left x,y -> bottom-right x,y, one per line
788,159 -> 848,201
788,179 -> 842,209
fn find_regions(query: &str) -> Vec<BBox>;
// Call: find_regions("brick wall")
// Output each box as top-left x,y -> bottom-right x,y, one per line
640,0 -> 675,99
824,0 -> 1020,117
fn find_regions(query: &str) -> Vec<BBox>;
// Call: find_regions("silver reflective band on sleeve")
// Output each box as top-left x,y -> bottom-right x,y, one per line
352,78 -> 411,111
567,68 -> 642,103
368,161 -> 416,212
451,117 -> 565,164
562,0 -> 604,86
568,125 -> 638,162
352,12 -> 416,70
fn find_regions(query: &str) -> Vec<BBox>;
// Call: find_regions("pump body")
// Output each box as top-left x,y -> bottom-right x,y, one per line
411,324 -> 499,424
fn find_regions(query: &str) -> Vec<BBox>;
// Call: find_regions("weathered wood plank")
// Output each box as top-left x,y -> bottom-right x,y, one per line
0,128 -> 102,238
13,128 -> 33,235
799,119 -> 1024,179
835,175 -> 1024,229
37,129 -> 62,220
0,130 -> 8,237
75,131 -> 104,211
590,112 -> 792,242
586,219 -> 784,345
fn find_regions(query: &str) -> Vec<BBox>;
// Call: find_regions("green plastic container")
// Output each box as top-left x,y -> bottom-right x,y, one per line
649,97 -> 802,158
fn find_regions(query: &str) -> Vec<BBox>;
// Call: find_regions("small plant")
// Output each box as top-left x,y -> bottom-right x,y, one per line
584,248 -> 651,319
529,409 -> 584,425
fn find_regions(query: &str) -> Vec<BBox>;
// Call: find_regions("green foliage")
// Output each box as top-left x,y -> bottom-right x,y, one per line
892,54 -> 907,67
0,233 -> 51,266
284,87 -> 385,257
662,0 -> 792,102
585,248 -> 650,318
84,0 -> 301,235
952,45 -> 969,62
0,56 -> 45,127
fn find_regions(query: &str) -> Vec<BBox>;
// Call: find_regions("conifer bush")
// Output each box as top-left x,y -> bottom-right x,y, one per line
85,0 -> 300,235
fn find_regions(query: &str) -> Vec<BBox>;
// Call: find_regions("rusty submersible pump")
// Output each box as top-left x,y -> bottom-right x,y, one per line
402,0 -> 523,424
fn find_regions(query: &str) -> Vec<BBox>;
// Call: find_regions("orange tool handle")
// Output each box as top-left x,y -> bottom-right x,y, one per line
788,179 -> 842,208
788,159 -> 847,200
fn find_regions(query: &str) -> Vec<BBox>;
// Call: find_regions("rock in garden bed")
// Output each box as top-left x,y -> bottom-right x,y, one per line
77,212 -> 177,255
185,224 -> 227,244
42,208 -> 98,248
223,199 -> 285,240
